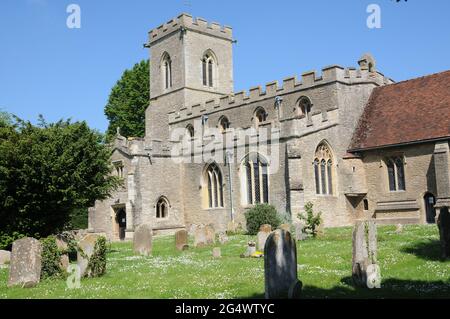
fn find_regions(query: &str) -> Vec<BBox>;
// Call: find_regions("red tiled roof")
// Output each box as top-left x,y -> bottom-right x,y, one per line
348,70 -> 450,151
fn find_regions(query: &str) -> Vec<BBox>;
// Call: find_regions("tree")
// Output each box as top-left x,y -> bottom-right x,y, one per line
0,116 -> 121,248
0,110 -> 11,127
104,60 -> 150,141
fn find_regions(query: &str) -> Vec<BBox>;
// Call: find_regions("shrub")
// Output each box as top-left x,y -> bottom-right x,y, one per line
40,236 -> 63,279
0,231 -> 25,250
298,202 -> 322,238
86,237 -> 107,278
245,204 -> 282,235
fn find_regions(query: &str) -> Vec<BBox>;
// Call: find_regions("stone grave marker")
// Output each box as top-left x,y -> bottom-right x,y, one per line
175,229 -> 189,251
352,219 -> 380,288
133,224 -> 153,256
264,229 -> 302,298
8,238 -> 42,288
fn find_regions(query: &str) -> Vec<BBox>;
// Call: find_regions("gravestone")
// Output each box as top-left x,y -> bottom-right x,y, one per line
194,225 -> 208,247
77,234 -> 99,277
294,223 -> 308,241
8,238 -> 42,288
395,224 -> 403,234
278,224 -> 291,232
257,224 -> 272,251
437,207 -> 450,259
218,232 -> 229,244
60,254 -> 70,272
175,230 -> 189,251
0,250 -> 11,265
212,247 -> 221,258
352,219 -> 380,288
205,225 -> 216,245
264,229 -> 302,299
133,224 -> 153,256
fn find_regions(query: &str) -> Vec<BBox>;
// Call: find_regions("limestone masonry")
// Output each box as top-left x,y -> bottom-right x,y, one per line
89,13 -> 450,241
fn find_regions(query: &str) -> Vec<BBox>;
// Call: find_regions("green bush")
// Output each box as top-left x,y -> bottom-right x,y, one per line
86,237 -> 107,278
40,236 -> 63,279
245,204 -> 282,235
298,202 -> 322,238
0,232 -> 26,250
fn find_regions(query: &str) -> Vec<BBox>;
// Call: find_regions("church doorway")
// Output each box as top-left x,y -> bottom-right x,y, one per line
424,193 -> 436,224
115,207 -> 127,241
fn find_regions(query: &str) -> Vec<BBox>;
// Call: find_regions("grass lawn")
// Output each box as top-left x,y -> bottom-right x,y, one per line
0,224 -> 448,299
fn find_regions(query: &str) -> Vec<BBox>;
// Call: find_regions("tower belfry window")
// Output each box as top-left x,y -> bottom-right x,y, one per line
202,52 -> 216,88
162,53 -> 172,89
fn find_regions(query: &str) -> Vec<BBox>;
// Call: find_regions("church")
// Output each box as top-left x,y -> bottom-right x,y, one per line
88,13 -> 450,241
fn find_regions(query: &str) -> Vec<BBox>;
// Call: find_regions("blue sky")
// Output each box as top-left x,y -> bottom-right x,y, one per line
1,0 -> 449,133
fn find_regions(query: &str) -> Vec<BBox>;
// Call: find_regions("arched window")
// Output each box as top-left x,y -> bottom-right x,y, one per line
242,153 -> 269,204
386,157 -> 406,191
218,116 -> 230,133
156,197 -> 169,219
296,97 -> 312,122
186,124 -> 194,140
202,51 -> 216,88
205,163 -> 223,208
314,142 -> 334,195
253,107 -> 267,128
161,53 -> 172,89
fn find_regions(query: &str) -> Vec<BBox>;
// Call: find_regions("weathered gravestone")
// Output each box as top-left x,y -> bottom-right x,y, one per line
352,219 -> 381,288
437,207 -> 450,259
0,250 -> 11,265
294,222 -> 308,241
194,225 -> 207,247
212,247 -> 221,258
134,224 -> 153,256
77,234 -> 99,277
175,230 -> 189,251
205,225 -> 216,245
8,238 -> 42,288
278,224 -> 291,232
218,232 -> 229,244
257,224 -> 272,251
194,225 -> 215,247
264,229 -> 302,299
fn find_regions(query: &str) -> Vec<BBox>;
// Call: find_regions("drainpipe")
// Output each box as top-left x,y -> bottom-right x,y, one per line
226,150 -> 235,222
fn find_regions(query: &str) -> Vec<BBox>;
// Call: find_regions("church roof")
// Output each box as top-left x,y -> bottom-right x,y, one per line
348,70 -> 450,152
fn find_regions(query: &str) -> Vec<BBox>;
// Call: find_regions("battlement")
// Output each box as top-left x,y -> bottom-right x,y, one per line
168,62 -> 394,124
148,13 -> 233,44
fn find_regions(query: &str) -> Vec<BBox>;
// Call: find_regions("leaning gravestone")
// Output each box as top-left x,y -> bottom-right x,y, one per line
437,207 -> 450,259
175,230 -> 189,251
0,250 -> 11,265
134,224 -> 153,256
264,229 -> 302,299
77,234 -> 99,277
352,219 -> 380,288
257,224 -> 272,251
8,238 -> 42,288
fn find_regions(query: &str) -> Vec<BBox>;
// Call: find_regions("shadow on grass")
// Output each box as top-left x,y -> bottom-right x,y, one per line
238,277 -> 450,299
400,239 -> 443,261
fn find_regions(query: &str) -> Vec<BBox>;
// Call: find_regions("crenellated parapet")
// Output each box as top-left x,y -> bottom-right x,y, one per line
148,13 -> 233,45
168,62 -> 394,124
